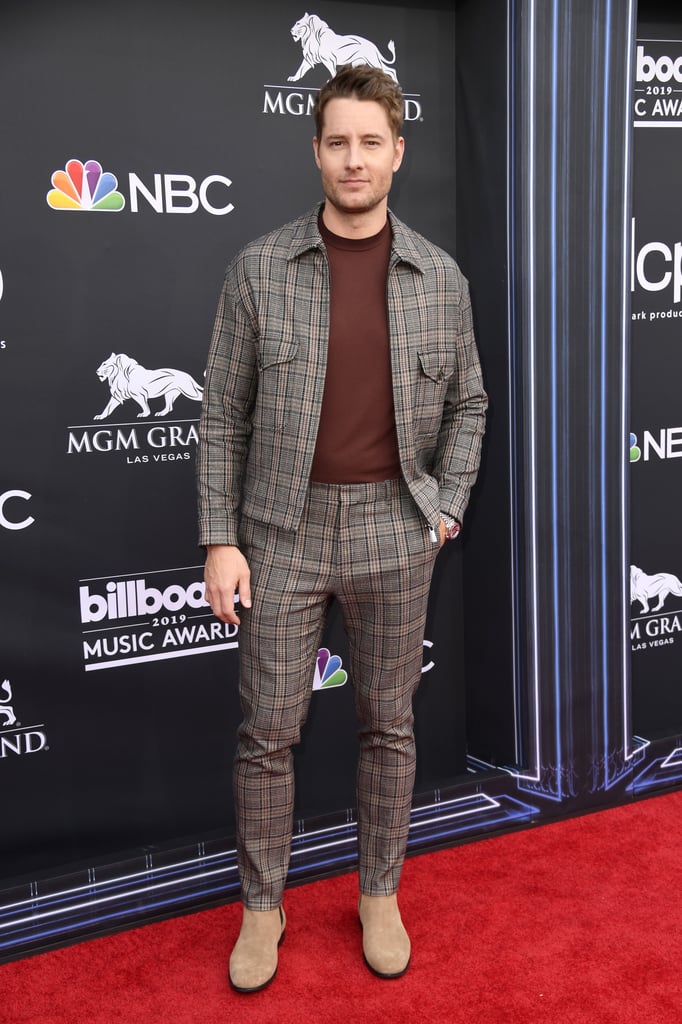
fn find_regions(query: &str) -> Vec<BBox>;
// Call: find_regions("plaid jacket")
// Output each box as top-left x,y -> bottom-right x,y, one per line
197,205 -> 487,546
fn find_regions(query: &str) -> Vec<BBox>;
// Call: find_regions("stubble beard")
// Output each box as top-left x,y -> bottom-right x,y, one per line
323,176 -> 391,220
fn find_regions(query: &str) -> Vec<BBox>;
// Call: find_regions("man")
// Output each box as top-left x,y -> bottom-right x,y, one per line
197,65 -> 487,992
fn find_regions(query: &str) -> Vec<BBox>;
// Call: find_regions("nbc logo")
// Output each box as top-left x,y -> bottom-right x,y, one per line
47,158 -> 234,215
312,648 -> 348,690
630,428 -> 682,463
630,432 -> 641,463
47,159 -> 125,211
0,490 -> 34,531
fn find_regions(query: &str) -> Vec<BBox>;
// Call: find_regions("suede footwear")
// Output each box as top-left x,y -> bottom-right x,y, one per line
228,905 -> 286,993
358,894 -> 411,978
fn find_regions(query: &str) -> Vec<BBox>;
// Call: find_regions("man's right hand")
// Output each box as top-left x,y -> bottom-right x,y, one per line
204,544 -> 252,626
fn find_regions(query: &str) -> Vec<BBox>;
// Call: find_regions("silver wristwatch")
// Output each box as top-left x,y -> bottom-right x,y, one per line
440,513 -> 461,540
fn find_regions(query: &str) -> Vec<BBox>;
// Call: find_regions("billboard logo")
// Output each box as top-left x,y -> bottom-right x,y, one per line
636,45 -> 682,84
47,159 -> 125,211
80,576 -> 208,623
79,566 -> 239,671
633,44 -> 682,124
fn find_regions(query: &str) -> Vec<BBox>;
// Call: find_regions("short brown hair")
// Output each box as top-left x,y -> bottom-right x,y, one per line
313,66 -> 404,141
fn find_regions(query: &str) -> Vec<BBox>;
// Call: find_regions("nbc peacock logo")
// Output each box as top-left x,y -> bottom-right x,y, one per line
47,158 -> 125,212
629,432 -> 641,463
312,648 -> 348,690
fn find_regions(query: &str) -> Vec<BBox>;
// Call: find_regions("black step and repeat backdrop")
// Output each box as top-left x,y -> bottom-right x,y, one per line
630,20 -> 682,750
0,0 -> 467,884
3,0 -> 682,962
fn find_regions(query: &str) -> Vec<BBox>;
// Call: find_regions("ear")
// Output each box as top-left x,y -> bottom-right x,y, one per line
313,136 -> 321,170
392,136 -> 405,173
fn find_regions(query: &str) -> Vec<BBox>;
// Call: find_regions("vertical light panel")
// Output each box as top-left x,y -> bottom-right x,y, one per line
506,0 -> 635,797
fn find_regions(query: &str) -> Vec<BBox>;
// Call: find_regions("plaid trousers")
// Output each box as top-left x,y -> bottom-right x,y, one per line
235,478 -> 440,910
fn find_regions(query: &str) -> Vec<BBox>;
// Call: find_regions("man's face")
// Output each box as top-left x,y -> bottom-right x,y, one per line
313,97 -> 404,220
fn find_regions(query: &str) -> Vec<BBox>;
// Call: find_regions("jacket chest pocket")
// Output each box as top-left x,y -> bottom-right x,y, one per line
414,351 -> 454,436
257,338 -> 299,372
255,340 -> 299,428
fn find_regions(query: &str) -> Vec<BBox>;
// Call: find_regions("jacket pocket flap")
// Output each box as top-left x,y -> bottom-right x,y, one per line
418,351 -> 453,383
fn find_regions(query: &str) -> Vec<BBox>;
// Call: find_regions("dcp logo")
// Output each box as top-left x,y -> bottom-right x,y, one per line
631,219 -> 682,305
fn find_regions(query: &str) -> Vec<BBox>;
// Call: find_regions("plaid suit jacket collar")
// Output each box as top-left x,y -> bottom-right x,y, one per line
287,204 -> 427,273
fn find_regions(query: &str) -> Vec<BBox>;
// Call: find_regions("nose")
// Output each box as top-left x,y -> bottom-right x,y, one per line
346,143 -> 364,168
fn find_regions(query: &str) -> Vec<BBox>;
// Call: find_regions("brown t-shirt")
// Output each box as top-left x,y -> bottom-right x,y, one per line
310,216 -> 401,483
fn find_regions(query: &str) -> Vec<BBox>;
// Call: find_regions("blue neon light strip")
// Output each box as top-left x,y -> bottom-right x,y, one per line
599,2 -> 613,781
619,1 -> 635,770
549,0 -> 564,795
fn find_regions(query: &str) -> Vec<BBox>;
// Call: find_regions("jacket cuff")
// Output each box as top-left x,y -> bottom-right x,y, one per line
197,519 -> 240,548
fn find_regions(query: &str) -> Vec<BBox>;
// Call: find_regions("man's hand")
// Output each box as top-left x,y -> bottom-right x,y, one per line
438,517 -> 447,548
204,544 -> 252,625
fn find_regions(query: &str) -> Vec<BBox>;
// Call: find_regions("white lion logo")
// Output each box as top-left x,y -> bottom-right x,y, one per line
630,565 -> 682,614
0,679 -> 17,728
288,13 -> 398,83
94,353 -> 204,420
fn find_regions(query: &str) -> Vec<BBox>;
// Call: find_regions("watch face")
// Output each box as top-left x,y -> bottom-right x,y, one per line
447,521 -> 461,540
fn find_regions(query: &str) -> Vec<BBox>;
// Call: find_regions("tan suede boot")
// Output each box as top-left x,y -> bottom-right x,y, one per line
358,894 -> 411,978
228,906 -> 286,993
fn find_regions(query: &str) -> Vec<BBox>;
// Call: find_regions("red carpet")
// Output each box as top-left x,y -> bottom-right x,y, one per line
2,791 -> 681,1024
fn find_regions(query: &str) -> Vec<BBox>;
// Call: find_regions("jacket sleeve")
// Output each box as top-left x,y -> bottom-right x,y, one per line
434,273 -> 488,524
196,255 -> 258,546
